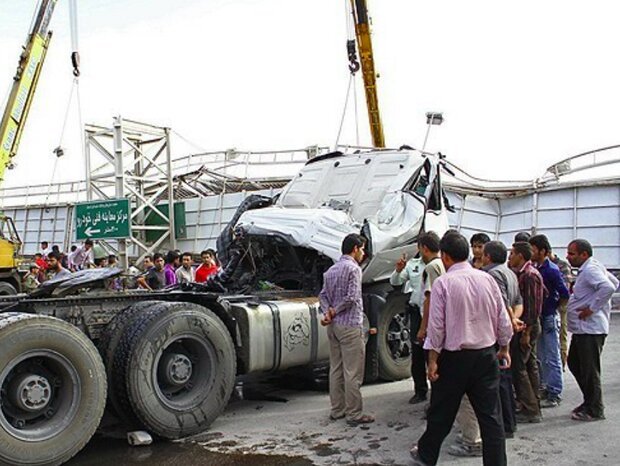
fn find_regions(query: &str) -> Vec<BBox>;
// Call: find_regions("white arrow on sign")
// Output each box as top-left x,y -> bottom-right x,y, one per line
84,227 -> 101,237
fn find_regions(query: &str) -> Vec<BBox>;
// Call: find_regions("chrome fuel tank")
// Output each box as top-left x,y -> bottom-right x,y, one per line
230,298 -> 330,373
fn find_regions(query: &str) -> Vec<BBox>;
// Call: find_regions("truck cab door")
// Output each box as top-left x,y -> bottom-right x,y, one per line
0,216 -> 21,269
407,158 -> 448,235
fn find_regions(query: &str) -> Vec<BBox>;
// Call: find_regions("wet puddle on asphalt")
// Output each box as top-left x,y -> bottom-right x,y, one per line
68,372 -> 322,466
68,434 -> 313,466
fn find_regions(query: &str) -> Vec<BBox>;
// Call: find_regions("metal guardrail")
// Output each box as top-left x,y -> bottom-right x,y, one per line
0,180 -> 87,209
0,145 -> 329,208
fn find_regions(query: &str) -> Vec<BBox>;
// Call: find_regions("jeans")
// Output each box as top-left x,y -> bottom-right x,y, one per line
537,313 -> 563,399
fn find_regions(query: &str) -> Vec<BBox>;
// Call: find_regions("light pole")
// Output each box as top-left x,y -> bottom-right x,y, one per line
421,112 -> 444,153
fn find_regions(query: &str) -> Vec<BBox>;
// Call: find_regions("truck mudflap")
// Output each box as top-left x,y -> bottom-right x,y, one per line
363,292 -> 387,382
230,298 -> 329,373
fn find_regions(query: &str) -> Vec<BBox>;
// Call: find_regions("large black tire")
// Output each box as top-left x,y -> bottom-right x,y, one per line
377,293 -> 413,381
0,282 -> 17,296
113,302 -> 236,439
0,313 -> 106,466
98,300 -> 164,425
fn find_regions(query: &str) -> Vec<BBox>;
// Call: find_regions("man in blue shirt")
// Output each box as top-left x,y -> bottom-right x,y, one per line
529,234 -> 569,408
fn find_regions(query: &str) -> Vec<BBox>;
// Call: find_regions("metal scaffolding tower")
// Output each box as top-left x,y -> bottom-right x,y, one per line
84,117 -> 175,269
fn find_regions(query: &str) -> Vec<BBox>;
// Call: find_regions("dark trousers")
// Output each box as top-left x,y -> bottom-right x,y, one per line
511,320 -> 541,416
499,368 -> 517,433
408,304 -> 428,396
568,333 -> 606,417
417,346 -> 506,466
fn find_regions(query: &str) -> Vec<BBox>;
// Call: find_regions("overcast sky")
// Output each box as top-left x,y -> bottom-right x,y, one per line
2,0 -> 620,188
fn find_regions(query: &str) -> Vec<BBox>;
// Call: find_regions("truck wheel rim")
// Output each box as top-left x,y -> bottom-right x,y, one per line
386,312 -> 412,360
153,333 -> 216,410
0,350 -> 81,442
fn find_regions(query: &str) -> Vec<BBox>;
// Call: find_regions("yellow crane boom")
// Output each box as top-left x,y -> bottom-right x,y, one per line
0,0 -> 60,293
350,0 -> 385,148
0,0 -> 57,182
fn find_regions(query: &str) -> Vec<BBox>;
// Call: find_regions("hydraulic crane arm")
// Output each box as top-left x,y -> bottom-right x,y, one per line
0,0 -> 58,182
350,0 -> 385,148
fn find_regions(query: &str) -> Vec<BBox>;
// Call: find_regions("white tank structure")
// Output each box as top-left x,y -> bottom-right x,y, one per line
443,144 -> 620,271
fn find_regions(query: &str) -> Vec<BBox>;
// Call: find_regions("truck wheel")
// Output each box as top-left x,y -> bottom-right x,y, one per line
99,300 -> 164,424
0,282 -> 17,295
377,293 -> 412,381
0,313 -> 106,466
115,302 -> 236,439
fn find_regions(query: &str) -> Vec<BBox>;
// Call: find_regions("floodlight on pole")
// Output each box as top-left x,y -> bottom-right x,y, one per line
421,112 -> 444,153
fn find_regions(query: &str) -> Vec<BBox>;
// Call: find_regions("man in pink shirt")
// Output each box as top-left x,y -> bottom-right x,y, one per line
411,232 -> 513,466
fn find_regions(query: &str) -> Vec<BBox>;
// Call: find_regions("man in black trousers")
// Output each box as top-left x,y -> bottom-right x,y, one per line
410,233 -> 513,466
566,239 -> 618,421
449,240 -> 523,458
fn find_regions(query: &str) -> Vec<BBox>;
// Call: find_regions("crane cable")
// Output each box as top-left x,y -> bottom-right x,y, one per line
44,0 -> 84,205
334,0 -> 361,149
69,0 -> 86,203
45,78 -> 78,205
333,75 -> 354,150
353,68 -> 360,146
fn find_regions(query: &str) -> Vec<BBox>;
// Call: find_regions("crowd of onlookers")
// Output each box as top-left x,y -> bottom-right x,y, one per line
134,249 -> 219,291
23,240 -> 221,293
319,230 -> 618,466
24,240 -> 99,292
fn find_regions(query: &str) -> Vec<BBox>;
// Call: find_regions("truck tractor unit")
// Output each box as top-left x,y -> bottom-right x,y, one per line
0,148 -> 449,465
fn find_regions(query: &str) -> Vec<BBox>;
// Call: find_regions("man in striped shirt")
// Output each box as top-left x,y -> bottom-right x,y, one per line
319,233 -> 374,426
508,241 -> 544,424
411,232 -> 512,466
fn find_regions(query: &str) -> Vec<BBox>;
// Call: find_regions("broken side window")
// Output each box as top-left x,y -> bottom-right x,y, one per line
405,159 -> 442,211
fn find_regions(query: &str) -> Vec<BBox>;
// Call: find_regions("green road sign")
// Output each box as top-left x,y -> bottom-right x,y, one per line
75,199 -> 131,240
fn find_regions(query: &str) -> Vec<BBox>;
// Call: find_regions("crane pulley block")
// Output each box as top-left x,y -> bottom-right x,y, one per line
347,40 -> 360,74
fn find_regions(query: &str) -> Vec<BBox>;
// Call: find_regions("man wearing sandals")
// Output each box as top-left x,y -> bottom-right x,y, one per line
319,233 -> 374,427
566,239 -> 618,422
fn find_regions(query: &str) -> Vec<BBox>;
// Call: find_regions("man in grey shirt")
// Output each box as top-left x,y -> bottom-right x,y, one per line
47,251 -> 72,280
483,241 -> 523,437
566,239 -> 618,421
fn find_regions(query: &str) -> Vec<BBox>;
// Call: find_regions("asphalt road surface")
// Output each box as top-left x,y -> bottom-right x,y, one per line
70,315 -> 619,465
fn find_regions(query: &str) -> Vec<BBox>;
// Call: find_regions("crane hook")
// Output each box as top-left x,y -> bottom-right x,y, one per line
347,40 -> 360,74
71,51 -> 80,77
